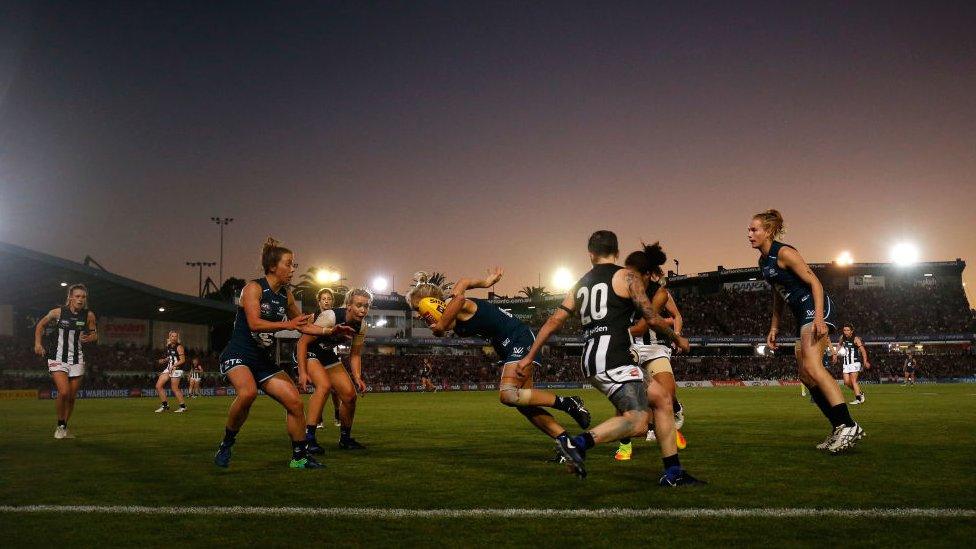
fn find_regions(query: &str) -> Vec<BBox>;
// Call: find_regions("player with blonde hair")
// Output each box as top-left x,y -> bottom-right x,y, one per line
407,269 -> 592,446
153,330 -> 187,413
750,209 -> 864,452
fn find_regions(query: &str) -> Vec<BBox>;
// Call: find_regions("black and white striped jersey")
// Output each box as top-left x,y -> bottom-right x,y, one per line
573,264 -> 637,377
46,306 -> 89,364
632,279 -> 663,345
165,343 -> 182,369
841,337 -> 862,366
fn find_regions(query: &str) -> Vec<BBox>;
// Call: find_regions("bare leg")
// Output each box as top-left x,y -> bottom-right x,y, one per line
306,360 -> 332,426
225,368 -> 258,431
66,376 -> 83,423
51,372 -> 69,423
171,377 -> 185,406
155,373 -> 170,403
262,373 -> 307,442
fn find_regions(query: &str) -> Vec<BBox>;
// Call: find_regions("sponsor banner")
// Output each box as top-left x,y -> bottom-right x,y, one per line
536,382 -> 586,390
742,380 -> 781,387
0,389 -> 38,400
710,380 -> 745,387
723,267 -> 762,275
723,280 -> 769,292
676,380 -> 713,388
778,379 -> 803,386
98,317 -> 150,347
850,275 -> 885,290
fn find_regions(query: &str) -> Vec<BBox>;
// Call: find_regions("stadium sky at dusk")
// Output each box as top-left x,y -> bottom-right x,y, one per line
1,2 -> 974,303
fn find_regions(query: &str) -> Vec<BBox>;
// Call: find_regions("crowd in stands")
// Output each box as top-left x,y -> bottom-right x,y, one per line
658,284 -> 975,337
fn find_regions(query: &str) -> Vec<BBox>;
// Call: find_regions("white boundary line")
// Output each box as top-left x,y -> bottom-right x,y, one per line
1,505 -> 974,519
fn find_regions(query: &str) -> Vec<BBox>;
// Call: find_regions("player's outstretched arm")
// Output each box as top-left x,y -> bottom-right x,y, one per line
856,336 -> 871,369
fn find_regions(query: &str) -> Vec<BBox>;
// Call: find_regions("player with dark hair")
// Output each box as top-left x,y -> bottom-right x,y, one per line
615,241 -> 688,460
213,237 -> 329,469
835,323 -> 870,405
296,288 -> 371,452
903,353 -> 917,386
750,209 -> 864,453
34,284 -> 97,439
519,231 -> 702,485
407,268 -> 592,447
419,358 -> 437,392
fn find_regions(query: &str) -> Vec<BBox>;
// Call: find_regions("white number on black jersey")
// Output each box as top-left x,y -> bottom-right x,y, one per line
576,282 -> 609,325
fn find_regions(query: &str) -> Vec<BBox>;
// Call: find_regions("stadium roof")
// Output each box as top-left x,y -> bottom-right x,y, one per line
0,241 -> 235,324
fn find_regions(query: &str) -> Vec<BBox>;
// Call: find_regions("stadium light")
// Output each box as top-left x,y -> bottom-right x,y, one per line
755,344 -> 767,356
315,268 -> 342,285
836,251 -> 854,266
371,276 -> 389,293
375,318 -> 388,327
158,307 -> 166,312
60,282 -> 68,287
552,267 -> 574,291
890,242 -> 919,266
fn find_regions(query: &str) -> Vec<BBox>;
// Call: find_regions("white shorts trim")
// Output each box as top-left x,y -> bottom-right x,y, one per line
308,357 -> 343,370
630,343 -> 672,365
843,362 -> 862,374
588,364 -> 644,397
48,360 -> 85,377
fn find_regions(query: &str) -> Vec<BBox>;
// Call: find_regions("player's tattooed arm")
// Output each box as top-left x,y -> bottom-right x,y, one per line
626,271 -> 677,342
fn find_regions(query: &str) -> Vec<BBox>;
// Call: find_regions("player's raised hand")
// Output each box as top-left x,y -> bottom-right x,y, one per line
484,267 -> 504,287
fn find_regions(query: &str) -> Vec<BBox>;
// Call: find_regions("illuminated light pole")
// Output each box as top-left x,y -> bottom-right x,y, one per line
186,261 -> 217,296
211,217 -> 234,285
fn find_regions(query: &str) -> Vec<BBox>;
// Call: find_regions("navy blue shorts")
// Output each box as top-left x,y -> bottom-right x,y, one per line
306,348 -> 342,368
219,346 -> 282,385
496,329 -> 538,365
792,294 -> 836,337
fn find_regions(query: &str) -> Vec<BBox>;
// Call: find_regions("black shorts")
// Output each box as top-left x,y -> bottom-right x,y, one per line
307,348 -> 342,368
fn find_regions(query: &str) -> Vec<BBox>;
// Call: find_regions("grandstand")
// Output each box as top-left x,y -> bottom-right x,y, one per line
1,242 -> 973,395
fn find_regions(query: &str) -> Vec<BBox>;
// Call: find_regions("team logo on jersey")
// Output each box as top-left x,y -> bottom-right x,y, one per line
806,309 -> 815,317
511,347 -> 524,356
260,303 -> 272,314
502,338 -> 511,347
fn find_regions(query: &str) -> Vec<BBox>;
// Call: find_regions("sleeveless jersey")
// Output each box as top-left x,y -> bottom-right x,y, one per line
841,337 -> 862,366
574,264 -> 637,376
453,298 -> 528,358
47,306 -> 89,364
760,241 -> 832,325
165,343 -> 182,369
228,277 -> 288,354
310,307 -> 367,354
632,279 -> 663,345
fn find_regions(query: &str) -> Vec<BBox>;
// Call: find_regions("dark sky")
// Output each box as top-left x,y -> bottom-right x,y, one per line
2,1 -> 974,303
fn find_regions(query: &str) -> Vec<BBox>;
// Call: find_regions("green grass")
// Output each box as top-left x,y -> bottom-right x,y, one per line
1,385 -> 974,547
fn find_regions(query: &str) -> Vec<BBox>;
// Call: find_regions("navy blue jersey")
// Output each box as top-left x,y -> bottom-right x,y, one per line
454,298 -> 534,361
310,307 -> 367,354
227,277 -> 288,355
760,241 -> 835,333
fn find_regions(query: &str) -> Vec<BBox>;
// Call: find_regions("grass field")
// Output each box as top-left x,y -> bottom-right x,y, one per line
2,385 -> 975,547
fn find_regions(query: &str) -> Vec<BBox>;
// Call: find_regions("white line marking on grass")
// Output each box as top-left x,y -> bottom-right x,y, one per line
1,506 -> 974,519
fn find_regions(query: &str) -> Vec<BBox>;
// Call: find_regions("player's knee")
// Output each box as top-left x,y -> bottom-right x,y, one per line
625,410 -> 650,436
499,384 -> 530,407
237,387 -> 258,404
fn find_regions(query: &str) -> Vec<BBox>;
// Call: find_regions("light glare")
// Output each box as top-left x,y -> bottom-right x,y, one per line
371,276 -> 389,293
836,251 -> 854,266
890,243 -> 919,266
552,267 -> 574,291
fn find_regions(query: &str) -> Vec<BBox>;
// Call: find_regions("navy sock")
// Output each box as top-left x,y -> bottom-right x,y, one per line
554,431 -> 569,440
807,386 -> 834,425
160,401 -> 169,408
291,440 -> 306,460
572,431 -> 595,451
620,438 -> 631,445
305,425 -> 317,440
662,453 -> 681,470
222,427 -> 238,446
672,398 -> 682,414
340,426 -> 351,440
57,420 -> 66,428
828,403 -> 855,428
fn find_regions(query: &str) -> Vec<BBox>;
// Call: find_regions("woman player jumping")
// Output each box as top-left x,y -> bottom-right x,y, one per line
406,269 -> 592,446
750,209 -> 864,453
